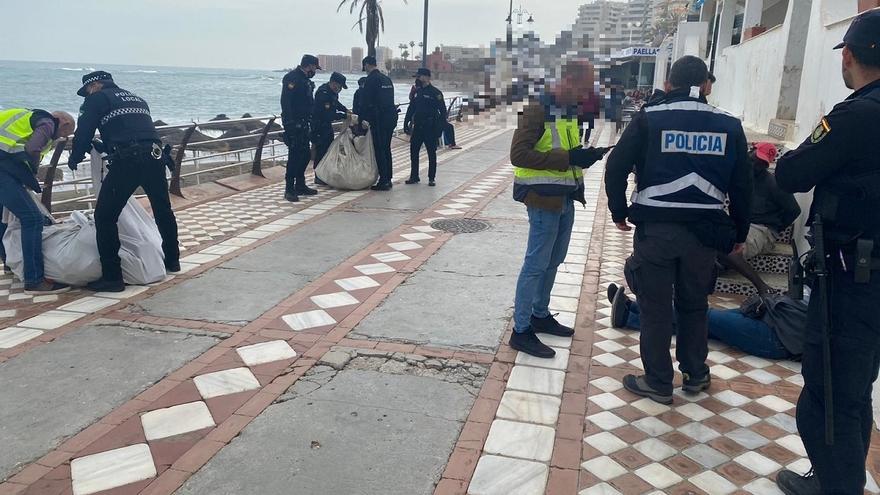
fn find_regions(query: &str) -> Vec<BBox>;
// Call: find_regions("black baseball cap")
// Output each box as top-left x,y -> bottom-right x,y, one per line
301,54 -> 322,69
362,56 -> 377,70
414,68 -> 432,78
77,70 -> 113,97
330,72 -> 348,89
834,10 -> 880,50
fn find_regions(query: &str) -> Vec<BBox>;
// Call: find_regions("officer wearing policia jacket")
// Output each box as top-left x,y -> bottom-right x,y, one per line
773,10 -> 880,495
604,56 -> 752,404
69,71 -> 181,293
404,68 -> 447,187
311,71 -> 350,186
281,55 -> 320,202
508,57 -> 610,359
0,109 -> 75,295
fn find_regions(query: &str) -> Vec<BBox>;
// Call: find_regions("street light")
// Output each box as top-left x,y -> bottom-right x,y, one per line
506,2 -> 535,50
421,0 -> 429,68
627,21 -> 643,46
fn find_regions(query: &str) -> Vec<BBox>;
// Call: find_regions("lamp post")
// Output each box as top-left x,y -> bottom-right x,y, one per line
506,2 -> 534,51
421,0 -> 429,68
627,21 -> 642,46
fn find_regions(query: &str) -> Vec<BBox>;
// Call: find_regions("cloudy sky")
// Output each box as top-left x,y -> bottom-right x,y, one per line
7,0 -> 587,70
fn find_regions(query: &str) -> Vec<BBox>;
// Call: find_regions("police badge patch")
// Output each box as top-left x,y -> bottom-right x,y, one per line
288,83 -> 296,90
811,117 -> 831,143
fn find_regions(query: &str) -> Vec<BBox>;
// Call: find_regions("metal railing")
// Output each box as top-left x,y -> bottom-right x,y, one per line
40,96 -> 465,214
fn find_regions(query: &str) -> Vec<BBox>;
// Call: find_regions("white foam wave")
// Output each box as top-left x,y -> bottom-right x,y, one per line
125,70 -> 159,74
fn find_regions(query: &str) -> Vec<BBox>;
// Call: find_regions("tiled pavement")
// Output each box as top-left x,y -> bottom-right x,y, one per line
3,114 -> 880,495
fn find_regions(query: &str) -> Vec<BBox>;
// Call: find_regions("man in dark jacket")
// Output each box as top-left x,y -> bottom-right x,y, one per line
404,68 -> 446,186
605,56 -> 752,404
360,56 -> 398,191
0,109 -> 74,294
352,77 -> 368,117
311,72 -> 349,186
281,55 -> 320,201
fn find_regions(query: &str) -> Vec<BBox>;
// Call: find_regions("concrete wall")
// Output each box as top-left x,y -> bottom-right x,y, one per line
709,25 -> 786,131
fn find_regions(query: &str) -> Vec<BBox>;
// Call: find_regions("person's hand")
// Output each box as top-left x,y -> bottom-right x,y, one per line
68,155 -> 83,171
730,243 -> 746,256
615,221 -> 632,232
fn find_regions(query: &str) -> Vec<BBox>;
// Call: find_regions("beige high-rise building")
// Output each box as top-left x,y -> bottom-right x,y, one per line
572,0 -> 652,56
376,46 -> 393,71
351,47 -> 364,72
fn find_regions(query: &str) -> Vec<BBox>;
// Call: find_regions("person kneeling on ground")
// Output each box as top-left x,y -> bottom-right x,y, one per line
509,56 -> 611,359
607,283 -> 806,360
719,142 -> 801,295
0,108 -> 75,294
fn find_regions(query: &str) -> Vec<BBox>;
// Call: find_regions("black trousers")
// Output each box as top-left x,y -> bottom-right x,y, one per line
313,137 -> 332,170
624,222 -> 716,395
797,267 -> 880,494
94,153 -> 179,282
371,113 -> 398,185
442,122 -> 456,146
409,129 -> 439,181
285,129 -> 310,192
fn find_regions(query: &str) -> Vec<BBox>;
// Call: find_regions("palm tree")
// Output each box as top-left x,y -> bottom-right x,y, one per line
337,0 -> 408,58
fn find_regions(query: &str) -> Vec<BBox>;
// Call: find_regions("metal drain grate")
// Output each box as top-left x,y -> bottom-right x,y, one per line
430,218 -> 491,234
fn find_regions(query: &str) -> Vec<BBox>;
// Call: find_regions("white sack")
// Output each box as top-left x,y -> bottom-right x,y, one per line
315,118 -> 378,190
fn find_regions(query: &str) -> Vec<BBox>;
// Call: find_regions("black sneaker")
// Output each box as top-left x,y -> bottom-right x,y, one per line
681,372 -> 711,393
622,374 -> 673,405
530,313 -> 574,337
165,261 -> 181,273
24,279 -> 71,295
607,283 -> 619,304
284,192 -> 300,203
315,177 -> 328,186
296,186 -> 318,196
371,182 -> 392,191
776,469 -> 821,495
87,279 -> 125,293
611,287 -> 629,329
509,329 -> 556,359
428,180 -> 436,187
405,178 -> 420,184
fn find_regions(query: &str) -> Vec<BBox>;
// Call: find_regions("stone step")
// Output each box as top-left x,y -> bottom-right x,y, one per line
715,271 -> 789,297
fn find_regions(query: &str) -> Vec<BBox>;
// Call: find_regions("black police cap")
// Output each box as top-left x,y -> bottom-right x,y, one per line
330,72 -> 348,89
77,71 -> 113,97
414,68 -> 432,78
301,54 -> 322,70
835,10 -> 880,50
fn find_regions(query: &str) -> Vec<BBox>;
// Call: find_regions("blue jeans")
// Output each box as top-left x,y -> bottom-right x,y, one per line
513,201 -> 575,333
0,169 -> 45,285
626,301 -> 790,359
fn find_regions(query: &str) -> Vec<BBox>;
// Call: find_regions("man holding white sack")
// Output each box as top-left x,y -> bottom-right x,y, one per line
0,108 -> 75,294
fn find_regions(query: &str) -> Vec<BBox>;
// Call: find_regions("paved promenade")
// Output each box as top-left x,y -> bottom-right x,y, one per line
1,113 -> 879,495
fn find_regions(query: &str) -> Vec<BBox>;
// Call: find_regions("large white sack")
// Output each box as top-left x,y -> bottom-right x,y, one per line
315,118 -> 378,190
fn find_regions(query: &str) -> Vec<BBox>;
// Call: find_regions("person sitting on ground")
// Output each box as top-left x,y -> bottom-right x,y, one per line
442,121 -> 461,150
608,283 -> 806,360
719,142 -> 801,295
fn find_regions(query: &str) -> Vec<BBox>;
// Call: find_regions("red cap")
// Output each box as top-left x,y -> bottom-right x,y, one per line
754,142 -> 778,163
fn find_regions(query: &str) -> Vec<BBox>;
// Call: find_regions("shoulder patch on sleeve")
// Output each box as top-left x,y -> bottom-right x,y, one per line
288,82 -> 296,90
810,117 -> 831,144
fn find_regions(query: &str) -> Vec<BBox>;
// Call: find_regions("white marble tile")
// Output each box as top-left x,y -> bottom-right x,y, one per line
199,244 -> 239,256
175,262 -> 200,274
581,456 -> 627,482
141,401 -> 215,441
31,295 -> 58,303
71,443 -> 156,495
253,224 -> 288,233
584,431 -> 628,455
236,340 -> 297,366
354,263 -> 395,275
387,241 -> 423,251
440,203 -> 469,210
594,340 -> 625,353
595,328 -> 626,340
728,428 -> 770,449
515,348 -> 569,370
451,198 -> 478,204
682,444 -> 729,469
401,232 -> 436,242
590,376 -> 623,393
59,296 -> 119,314
689,471 -> 738,495
0,327 -> 43,349
740,356 -> 772,369
548,295 -> 579,313
237,230 -> 273,239
633,417 -> 674,436
743,478 -> 785,495
283,309 -> 337,331
310,292 -> 360,309
468,455 -> 548,495
180,253 -> 221,264
678,422 -> 721,442
676,403 -> 714,422
412,225 -> 440,233
745,369 -> 781,384
8,293 -> 32,301
590,392 -> 627,411
539,334 -> 572,349
631,398 -> 671,416
634,438 -> 677,462
776,434 -> 808,457
634,463 -> 682,489
707,350 -> 733,364
372,251 -> 411,263
592,353 -> 626,367
484,419 -> 555,461
550,283 -> 581,298
219,237 -> 258,247
714,390 -> 751,407
735,452 -> 782,476
555,272 -> 584,286
496,391 -> 561,425
586,411 -> 628,431
95,285 -> 150,299
721,408 -> 761,427
506,366 -> 565,396
785,458 -> 812,476
710,364 -> 741,380
578,483 -> 622,495
756,396 -> 795,412
18,310 -> 84,330
194,367 -> 261,399
334,276 -> 380,291
435,209 -> 464,216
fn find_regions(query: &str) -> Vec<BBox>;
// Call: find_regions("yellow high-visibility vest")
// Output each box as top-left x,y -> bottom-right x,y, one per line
513,117 -> 584,197
0,108 -> 54,159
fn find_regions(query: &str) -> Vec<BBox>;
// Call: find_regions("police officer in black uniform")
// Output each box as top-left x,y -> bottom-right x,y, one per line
311,72 -> 349,186
774,11 -> 880,495
605,56 -> 752,404
281,55 -> 320,202
360,56 -> 398,191
404,68 -> 447,187
69,71 -> 180,292
353,77 -> 368,118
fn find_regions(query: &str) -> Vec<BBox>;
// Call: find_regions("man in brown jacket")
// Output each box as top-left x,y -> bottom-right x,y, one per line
509,58 -> 610,358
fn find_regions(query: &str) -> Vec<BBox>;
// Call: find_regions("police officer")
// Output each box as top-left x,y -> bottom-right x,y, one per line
353,77 -> 368,117
70,71 -> 180,292
605,56 -> 752,404
404,68 -> 446,187
281,55 -> 320,201
360,56 -> 398,191
311,72 -> 349,186
774,11 -> 880,495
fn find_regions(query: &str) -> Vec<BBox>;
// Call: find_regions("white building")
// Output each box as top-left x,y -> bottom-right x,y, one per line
351,47 -> 364,72
317,55 -> 352,73
376,46 -> 393,70
572,0 -> 653,56
439,45 -> 490,63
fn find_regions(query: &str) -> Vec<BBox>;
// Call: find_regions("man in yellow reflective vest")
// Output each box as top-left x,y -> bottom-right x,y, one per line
509,58 -> 610,358
0,108 -> 75,294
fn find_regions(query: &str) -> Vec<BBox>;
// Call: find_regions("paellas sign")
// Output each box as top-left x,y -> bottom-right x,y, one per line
621,47 -> 662,57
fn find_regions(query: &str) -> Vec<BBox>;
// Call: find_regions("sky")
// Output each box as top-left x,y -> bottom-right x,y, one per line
7,0 -> 587,70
